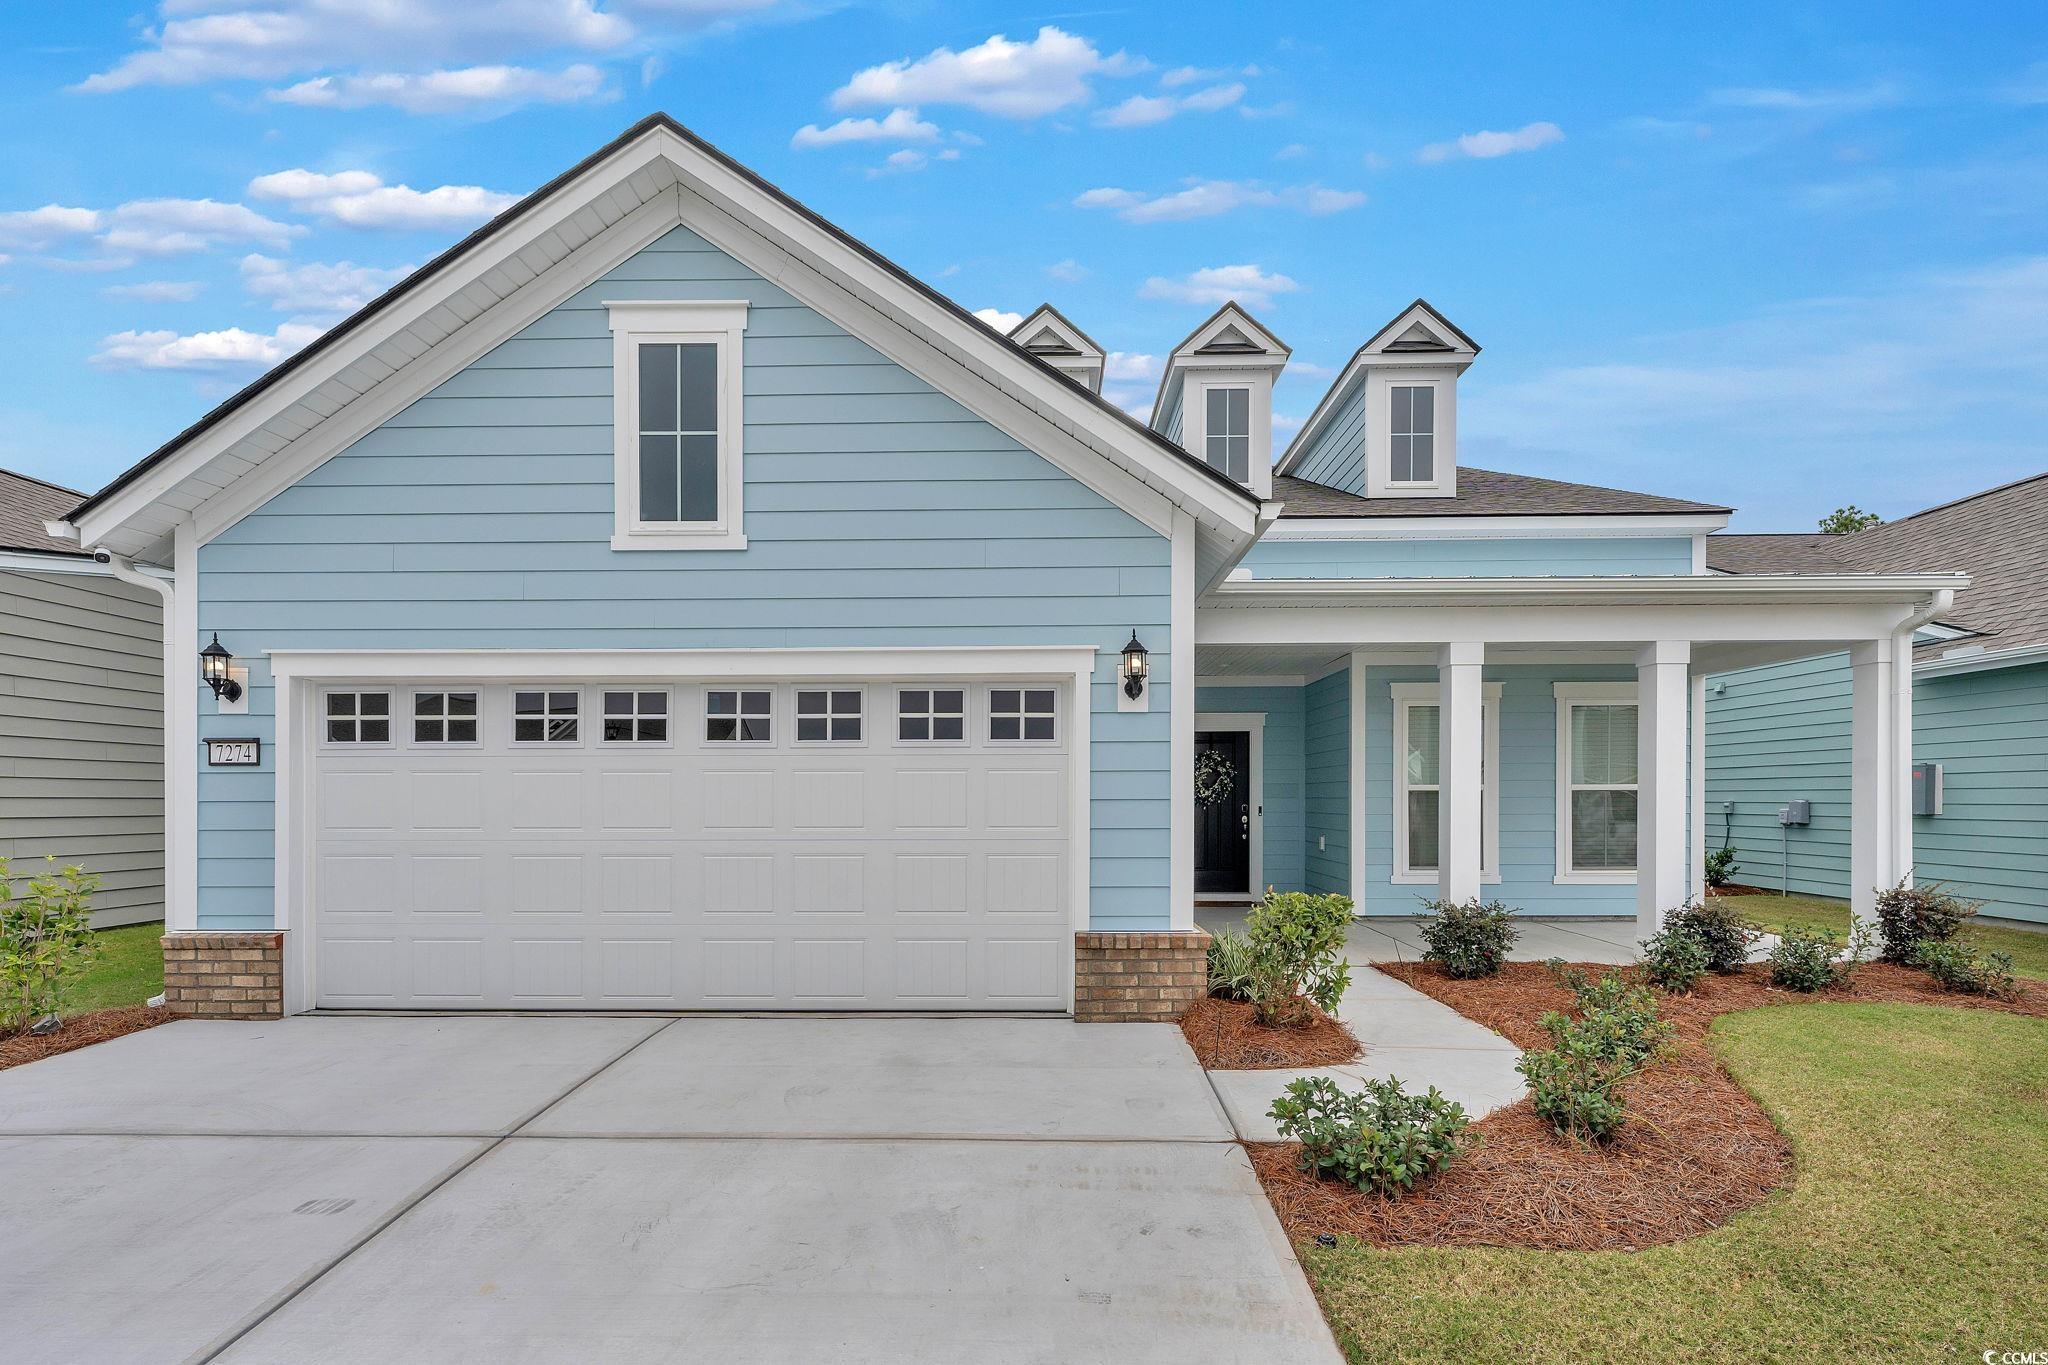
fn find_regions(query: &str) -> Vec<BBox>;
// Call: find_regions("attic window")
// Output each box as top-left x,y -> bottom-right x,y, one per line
607,300 -> 749,551
1205,386 -> 1251,482
1391,385 -> 1435,484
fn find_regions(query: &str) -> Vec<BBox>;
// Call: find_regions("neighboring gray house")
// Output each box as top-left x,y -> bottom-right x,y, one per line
1,467 -> 166,928
1706,474 -> 2048,924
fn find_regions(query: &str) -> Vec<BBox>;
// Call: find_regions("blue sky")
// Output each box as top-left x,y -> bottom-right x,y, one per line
2,2 -> 2044,530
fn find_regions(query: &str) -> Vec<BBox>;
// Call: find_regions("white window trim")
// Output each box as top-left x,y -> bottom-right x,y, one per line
510,687 -> 584,746
703,686 -> 774,744
1362,367 -> 1456,499
894,686 -> 969,747
607,299 -> 749,551
1391,681 -> 1501,885
793,685 -> 868,746
599,687 -> 674,746
410,688 -> 482,748
987,685 -> 1059,745
1553,682 -> 1639,885
319,689 -> 395,748
1184,372 -> 1274,498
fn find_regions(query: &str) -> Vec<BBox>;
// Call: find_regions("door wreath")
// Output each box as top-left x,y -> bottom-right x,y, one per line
1195,748 -> 1239,808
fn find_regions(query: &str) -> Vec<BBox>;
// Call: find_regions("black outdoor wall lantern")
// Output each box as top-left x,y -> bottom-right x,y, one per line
200,633 -> 243,703
1119,630 -> 1149,700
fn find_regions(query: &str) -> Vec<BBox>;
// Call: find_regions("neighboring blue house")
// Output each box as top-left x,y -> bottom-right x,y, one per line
1706,475 -> 2048,924
52,115 -> 1960,1020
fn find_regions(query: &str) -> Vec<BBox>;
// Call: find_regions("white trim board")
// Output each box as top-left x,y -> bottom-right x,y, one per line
1389,681 -> 1502,886
1259,514 -> 1729,540
1195,711 -> 1266,898
1553,681 -> 1640,888
269,642 -> 1098,1015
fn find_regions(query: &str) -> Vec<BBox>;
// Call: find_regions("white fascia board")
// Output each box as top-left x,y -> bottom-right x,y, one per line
1204,572 -> 1966,608
1260,513 -> 1731,541
0,549 -> 171,578
1915,641 -> 2048,679
267,644 -> 1100,683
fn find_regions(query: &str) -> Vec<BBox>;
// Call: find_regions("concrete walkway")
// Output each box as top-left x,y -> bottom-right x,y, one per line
0,1015 -> 1341,1365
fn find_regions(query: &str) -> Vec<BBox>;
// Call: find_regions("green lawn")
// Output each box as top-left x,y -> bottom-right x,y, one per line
1300,1003 -> 2048,1362
63,921 -> 165,1016
1736,892 -> 2048,980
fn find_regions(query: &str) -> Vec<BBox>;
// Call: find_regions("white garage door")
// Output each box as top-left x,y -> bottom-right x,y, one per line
308,678 -> 1071,1011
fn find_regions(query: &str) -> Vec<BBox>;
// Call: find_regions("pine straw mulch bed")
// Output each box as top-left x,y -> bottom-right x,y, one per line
1179,995 -> 1363,1069
0,1004 -> 170,1073
1248,959 -> 2048,1252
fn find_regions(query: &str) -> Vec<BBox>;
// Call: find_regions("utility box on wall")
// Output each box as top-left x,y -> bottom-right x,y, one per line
1778,800 -> 1811,826
1912,762 -> 1944,816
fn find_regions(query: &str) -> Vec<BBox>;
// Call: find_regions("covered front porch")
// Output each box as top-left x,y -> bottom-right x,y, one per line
1186,573 -> 1962,938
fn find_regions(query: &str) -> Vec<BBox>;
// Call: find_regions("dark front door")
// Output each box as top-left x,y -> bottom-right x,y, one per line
1195,730 -> 1251,895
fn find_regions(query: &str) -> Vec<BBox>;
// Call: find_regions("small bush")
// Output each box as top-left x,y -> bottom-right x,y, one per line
1518,1046 -> 1631,1143
1767,925 -> 1848,992
1639,926 -> 1711,994
1915,941 -> 2018,1000
1520,965 -> 1676,1142
0,856 -> 102,1036
1205,928 -> 1259,1002
1703,846 -> 1739,888
1541,963 -> 1676,1069
1242,890 -> 1354,1026
1268,1074 -> 1469,1197
1418,897 -> 1519,979
1663,898 -> 1758,973
1875,881 -> 1980,965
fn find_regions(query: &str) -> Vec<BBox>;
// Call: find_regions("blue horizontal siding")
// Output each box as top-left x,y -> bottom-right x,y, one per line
1708,656 -> 2048,923
1240,536 -> 1696,579
1303,669 -> 1350,896
1290,382 -> 1368,495
195,224 -> 1173,932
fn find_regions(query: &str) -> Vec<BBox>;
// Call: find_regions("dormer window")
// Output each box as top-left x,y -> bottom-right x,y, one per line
608,300 -> 748,550
1205,386 -> 1251,482
1390,385 -> 1435,484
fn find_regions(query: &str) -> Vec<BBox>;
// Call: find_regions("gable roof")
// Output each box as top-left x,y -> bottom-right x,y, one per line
0,467 -> 89,556
1707,472 -> 2048,658
1149,302 -> 1290,432
1275,299 -> 1480,479
1273,469 -> 1730,519
1008,303 -> 1104,360
64,113 -> 1255,560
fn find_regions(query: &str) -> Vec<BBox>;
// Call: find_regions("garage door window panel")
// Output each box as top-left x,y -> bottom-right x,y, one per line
796,689 -> 863,743
707,689 -> 772,743
898,688 -> 965,744
413,691 -> 479,745
990,688 -> 1057,743
603,690 -> 670,744
324,691 -> 391,745
513,690 -> 580,744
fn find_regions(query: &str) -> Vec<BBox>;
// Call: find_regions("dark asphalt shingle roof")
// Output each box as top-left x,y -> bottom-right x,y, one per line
1272,468 -> 1730,519
1706,472 -> 2048,657
0,467 -> 89,556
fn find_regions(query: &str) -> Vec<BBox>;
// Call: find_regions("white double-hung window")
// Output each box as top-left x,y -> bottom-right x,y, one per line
1554,684 -> 1639,882
1392,682 -> 1501,883
608,300 -> 748,550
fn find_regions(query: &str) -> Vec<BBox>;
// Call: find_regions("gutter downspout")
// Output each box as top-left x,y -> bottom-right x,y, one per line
94,547 -> 178,1000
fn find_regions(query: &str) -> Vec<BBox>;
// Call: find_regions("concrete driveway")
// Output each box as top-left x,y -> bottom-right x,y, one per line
0,1015 -> 1339,1364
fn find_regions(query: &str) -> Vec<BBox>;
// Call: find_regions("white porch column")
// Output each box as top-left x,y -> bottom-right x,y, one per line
1891,627 -> 1916,890
1437,642 -> 1485,904
1636,641 -> 1690,937
1689,672 -> 1708,900
1850,636 -> 1900,935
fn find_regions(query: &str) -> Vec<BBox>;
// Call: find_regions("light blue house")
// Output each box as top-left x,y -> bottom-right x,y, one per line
1706,475 -> 2048,924
53,115 -> 1961,1020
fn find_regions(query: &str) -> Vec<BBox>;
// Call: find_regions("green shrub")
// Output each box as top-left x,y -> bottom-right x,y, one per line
1663,898 -> 1758,973
1915,941 -> 2018,1000
1638,925 -> 1711,994
1768,925 -> 1848,992
1703,846 -> 1739,888
1520,964 -> 1676,1142
1241,890 -> 1354,1026
1268,1074 -> 1469,1197
1205,927 -> 1260,1001
1874,881 -> 1980,965
1418,897 -> 1518,979
0,857 -> 101,1036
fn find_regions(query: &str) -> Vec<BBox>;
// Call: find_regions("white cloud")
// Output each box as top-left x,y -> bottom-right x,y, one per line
831,27 -> 1143,119
791,107 -> 938,149
1463,256 -> 2048,529
864,147 -> 958,177
1159,63 -> 1254,89
92,320 -> 327,371
1139,264 -> 1299,309
0,198 -> 298,259
973,307 -> 1024,332
240,254 -> 412,315
249,168 -> 519,230
1074,179 -> 1363,224
267,63 -> 608,113
1104,351 -> 1159,382
1094,81 -> 1242,127
1045,258 -> 1087,283
77,0 -> 633,92
103,280 -> 204,302
1274,142 -> 1309,161
1708,82 -> 1901,113
1417,120 -> 1564,164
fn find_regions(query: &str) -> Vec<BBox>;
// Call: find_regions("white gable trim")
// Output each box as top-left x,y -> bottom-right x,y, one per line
1262,513 -> 1730,540
71,120 -> 1258,557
